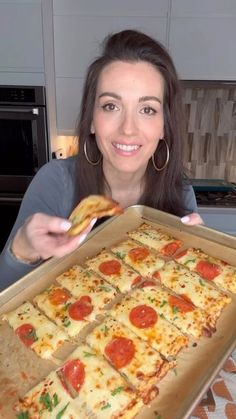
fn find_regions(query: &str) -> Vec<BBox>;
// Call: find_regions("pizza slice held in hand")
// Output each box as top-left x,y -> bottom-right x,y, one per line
67,194 -> 123,236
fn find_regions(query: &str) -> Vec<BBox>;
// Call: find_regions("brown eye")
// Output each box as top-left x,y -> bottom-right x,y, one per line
141,106 -> 157,115
102,103 -> 118,111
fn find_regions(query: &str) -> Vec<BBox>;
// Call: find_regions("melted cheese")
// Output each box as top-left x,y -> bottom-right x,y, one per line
56,264 -> 117,310
85,250 -> 142,292
158,260 -> 231,327
131,287 -> 210,338
86,316 -> 172,401
2,301 -> 67,359
63,344 -> 143,418
111,239 -> 165,278
33,285 -> 95,337
175,248 -> 236,293
128,223 -> 182,253
16,370 -> 75,418
110,294 -> 188,358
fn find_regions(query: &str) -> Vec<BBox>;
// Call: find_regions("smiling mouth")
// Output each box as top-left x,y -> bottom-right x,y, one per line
113,143 -> 141,152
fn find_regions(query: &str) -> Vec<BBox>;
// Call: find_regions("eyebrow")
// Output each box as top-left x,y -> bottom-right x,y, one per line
98,92 -> 162,104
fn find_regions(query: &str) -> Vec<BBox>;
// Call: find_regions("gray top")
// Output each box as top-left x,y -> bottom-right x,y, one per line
0,156 -> 197,291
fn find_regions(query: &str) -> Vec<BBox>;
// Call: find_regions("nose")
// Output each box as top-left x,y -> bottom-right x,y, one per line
120,109 -> 138,136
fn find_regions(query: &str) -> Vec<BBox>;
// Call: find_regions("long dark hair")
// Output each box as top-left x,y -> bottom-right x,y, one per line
74,29 -> 187,215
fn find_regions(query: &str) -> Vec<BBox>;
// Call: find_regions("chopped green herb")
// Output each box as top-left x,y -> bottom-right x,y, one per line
173,316 -> 179,321
52,393 -> 59,408
172,306 -> 179,315
114,252 -> 125,260
101,325 -> 109,336
56,402 -> 69,419
111,386 -> 124,396
62,318 -> 71,327
83,351 -> 96,357
39,393 -> 53,412
147,296 -> 155,303
63,302 -> 72,310
184,259 -> 196,265
26,328 -> 38,341
199,278 -> 205,286
173,368 -> 178,376
160,313 -> 165,319
160,300 -> 167,307
17,412 -> 29,419
101,402 -> 111,410
98,285 -> 112,292
85,271 -> 92,277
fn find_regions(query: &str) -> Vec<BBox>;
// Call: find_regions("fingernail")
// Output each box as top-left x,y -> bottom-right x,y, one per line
77,233 -> 87,245
61,220 -> 72,231
181,216 -> 190,224
90,218 -> 97,228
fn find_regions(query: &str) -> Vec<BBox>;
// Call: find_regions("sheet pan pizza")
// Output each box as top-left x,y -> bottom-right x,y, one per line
1,213 -> 236,419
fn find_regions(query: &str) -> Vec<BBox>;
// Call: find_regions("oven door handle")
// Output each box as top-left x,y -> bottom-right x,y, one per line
0,196 -> 22,203
0,107 -> 39,115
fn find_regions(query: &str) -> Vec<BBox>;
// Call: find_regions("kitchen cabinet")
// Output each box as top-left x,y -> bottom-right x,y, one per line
53,0 -> 236,134
169,0 -> 236,80
53,0 -> 169,135
198,207 -> 236,236
0,0 -> 44,85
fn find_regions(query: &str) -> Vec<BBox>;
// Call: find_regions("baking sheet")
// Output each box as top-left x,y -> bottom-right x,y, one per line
0,205 -> 236,419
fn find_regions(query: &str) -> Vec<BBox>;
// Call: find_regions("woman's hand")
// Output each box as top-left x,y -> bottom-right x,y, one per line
181,212 -> 204,226
11,213 -> 96,264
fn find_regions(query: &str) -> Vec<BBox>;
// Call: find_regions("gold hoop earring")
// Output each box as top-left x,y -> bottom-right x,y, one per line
152,138 -> 169,171
84,138 -> 102,166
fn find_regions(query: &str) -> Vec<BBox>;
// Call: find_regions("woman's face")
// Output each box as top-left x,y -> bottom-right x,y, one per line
91,60 -> 165,175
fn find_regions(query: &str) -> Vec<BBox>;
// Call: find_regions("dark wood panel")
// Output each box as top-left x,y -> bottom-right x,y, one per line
181,82 -> 236,181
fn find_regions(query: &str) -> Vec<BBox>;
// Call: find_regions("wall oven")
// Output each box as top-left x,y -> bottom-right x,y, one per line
0,85 -> 49,250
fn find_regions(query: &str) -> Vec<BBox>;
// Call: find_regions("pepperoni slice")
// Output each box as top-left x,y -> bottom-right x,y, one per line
68,295 -> 93,320
169,295 -> 194,313
128,247 -> 149,262
175,249 -> 188,259
129,305 -> 158,328
61,359 -> 85,392
15,323 -> 37,347
131,275 -> 142,287
161,241 -> 182,256
181,294 -> 194,306
48,288 -> 70,305
99,260 -> 121,275
195,260 -> 221,280
105,336 -> 135,369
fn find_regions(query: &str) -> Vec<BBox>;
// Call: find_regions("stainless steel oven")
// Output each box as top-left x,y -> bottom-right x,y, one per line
0,85 -> 49,250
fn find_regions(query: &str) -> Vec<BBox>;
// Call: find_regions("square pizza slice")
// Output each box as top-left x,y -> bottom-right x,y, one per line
2,301 -> 68,360
33,284 -> 100,337
85,250 -> 143,292
109,294 -> 188,359
15,370 -> 77,419
128,222 -> 183,256
156,260 -> 231,328
86,316 -> 174,404
110,239 -> 165,278
58,343 -> 143,419
56,264 -> 118,311
130,286 -> 213,338
174,248 -> 236,293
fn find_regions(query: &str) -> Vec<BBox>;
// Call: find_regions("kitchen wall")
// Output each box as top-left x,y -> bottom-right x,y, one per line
182,82 -> 236,182
0,0 -> 236,182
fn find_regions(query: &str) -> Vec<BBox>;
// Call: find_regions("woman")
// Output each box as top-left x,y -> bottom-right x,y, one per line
0,29 -> 202,291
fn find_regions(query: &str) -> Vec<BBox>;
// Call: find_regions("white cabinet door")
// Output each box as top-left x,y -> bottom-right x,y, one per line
169,0 -> 236,80
53,0 -> 168,134
0,0 -> 44,85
